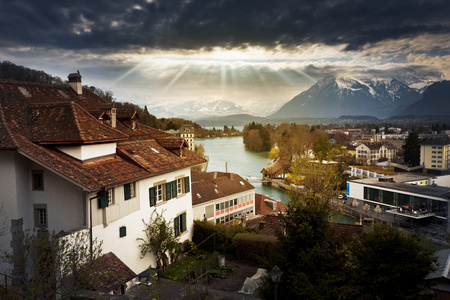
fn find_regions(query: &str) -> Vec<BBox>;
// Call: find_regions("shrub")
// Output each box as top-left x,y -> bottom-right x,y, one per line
192,220 -> 256,254
233,233 -> 281,266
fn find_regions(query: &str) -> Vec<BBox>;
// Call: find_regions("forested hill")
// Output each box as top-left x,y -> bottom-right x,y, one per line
0,60 -> 63,84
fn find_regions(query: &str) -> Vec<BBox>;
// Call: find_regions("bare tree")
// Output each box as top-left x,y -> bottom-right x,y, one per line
3,229 -> 103,299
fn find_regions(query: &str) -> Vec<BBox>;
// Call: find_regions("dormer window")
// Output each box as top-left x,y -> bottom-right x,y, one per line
132,120 -> 137,130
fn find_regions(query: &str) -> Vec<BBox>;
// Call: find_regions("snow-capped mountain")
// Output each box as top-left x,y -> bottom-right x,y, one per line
269,76 -> 422,119
396,80 -> 450,116
148,100 -> 254,119
386,67 -> 445,92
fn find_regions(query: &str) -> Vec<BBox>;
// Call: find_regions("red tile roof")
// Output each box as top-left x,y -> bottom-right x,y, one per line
191,170 -> 255,205
254,193 -> 288,215
245,214 -> 283,235
332,222 -> 363,240
28,102 -> 128,144
81,252 -> 136,294
0,79 -> 206,191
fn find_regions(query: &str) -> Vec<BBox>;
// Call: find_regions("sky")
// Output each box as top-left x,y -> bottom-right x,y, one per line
1,0 -> 450,116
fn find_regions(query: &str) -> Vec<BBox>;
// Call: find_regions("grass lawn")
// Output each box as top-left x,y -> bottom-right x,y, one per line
161,252 -> 219,281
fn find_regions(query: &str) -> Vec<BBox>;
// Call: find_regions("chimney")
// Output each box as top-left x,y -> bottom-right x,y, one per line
67,71 -> 83,96
111,107 -> 117,128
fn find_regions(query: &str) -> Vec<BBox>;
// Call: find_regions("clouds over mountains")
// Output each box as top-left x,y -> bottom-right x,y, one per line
2,0 -> 450,52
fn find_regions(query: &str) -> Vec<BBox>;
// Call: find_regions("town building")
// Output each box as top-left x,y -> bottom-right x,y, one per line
355,142 -> 397,163
191,170 -> 256,225
420,137 -> 450,175
348,165 -> 397,179
0,75 -> 206,282
180,123 -> 195,151
346,174 -> 450,235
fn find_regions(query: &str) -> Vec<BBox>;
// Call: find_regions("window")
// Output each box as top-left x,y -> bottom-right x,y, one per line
149,184 -> 164,207
177,178 -> 183,194
174,212 -> 187,236
124,182 -> 136,200
108,188 -> 114,205
119,226 -> 127,238
34,204 -> 47,227
32,170 -> 44,190
99,191 -> 109,208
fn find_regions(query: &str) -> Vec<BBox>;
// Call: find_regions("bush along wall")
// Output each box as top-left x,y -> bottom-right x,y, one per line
192,220 -> 256,255
233,233 -> 281,266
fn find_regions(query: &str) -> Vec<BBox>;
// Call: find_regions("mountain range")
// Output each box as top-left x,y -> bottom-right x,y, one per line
395,80 -> 450,116
149,100 -> 254,120
269,76 -> 423,119
148,68 -> 446,121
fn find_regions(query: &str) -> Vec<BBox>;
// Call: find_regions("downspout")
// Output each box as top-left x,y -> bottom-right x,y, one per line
89,190 -> 104,259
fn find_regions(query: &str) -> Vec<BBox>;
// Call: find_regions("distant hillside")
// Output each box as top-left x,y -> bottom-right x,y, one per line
0,60 -> 63,84
196,114 -> 267,127
270,76 -> 422,119
396,81 -> 450,116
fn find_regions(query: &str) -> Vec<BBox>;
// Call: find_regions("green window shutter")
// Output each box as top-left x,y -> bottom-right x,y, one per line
174,216 -> 180,236
181,212 -> 187,232
149,187 -> 156,207
171,180 -> 177,198
166,182 -> 172,200
99,194 -> 109,209
184,176 -> 190,193
124,183 -> 131,200
119,226 -> 126,238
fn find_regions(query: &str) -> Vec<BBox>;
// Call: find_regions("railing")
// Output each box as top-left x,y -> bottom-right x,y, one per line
0,272 -> 25,300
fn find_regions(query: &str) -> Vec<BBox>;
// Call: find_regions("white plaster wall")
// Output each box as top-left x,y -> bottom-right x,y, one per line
0,152 -> 19,268
347,181 -> 364,200
28,162 -> 85,232
92,167 -> 194,274
193,190 -> 256,222
56,142 -> 116,161
433,175 -> 450,188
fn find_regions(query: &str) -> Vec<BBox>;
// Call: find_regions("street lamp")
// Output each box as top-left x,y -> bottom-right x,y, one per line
270,266 -> 283,300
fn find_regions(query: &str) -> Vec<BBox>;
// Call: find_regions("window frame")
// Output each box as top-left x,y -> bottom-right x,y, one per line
124,182 -> 136,201
34,204 -> 47,228
174,212 -> 187,237
32,170 -> 44,191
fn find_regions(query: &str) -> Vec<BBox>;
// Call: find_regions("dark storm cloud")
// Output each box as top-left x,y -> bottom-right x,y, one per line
1,0 -> 449,52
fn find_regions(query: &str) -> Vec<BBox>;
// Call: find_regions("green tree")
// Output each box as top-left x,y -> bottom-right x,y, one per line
346,223 -> 436,299
312,132 -> 332,162
272,195 -> 347,299
138,210 -> 181,271
403,132 -> 421,166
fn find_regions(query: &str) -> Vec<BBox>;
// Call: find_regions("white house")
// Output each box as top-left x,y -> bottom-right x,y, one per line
355,142 -> 397,163
0,75 -> 206,282
191,170 -> 256,225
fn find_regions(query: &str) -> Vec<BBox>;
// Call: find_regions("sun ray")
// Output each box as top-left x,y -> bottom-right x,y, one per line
159,62 -> 192,96
220,64 -> 227,97
292,69 -> 317,83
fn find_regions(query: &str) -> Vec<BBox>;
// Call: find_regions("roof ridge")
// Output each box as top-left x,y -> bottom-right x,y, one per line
0,102 -> 19,149
70,101 -> 85,142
